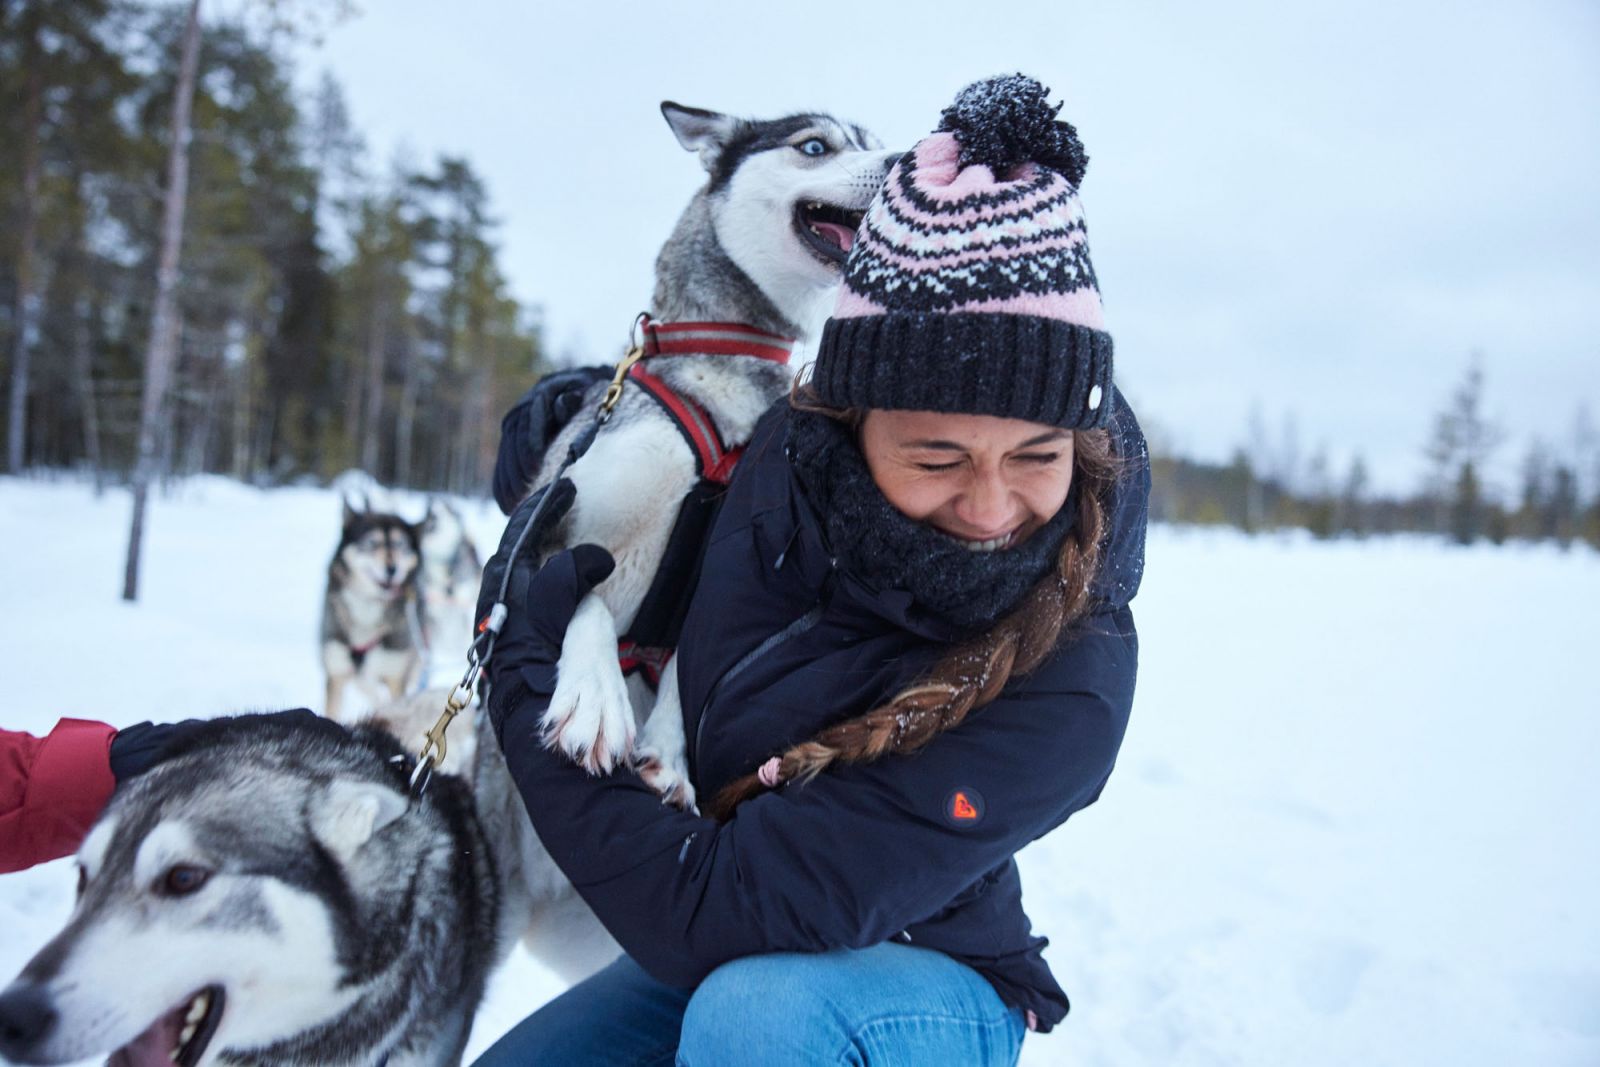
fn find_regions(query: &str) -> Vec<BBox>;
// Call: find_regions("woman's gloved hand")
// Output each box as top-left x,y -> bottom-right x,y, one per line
492,366 -> 611,515
109,709 -> 319,783
475,478 -> 614,739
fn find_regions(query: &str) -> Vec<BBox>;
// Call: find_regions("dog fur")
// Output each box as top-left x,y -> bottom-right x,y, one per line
0,715 -> 498,1067
321,500 -> 425,725
417,499 -> 484,679
472,100 -> 894,984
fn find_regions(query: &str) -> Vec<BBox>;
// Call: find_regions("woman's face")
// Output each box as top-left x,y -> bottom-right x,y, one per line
859,409 -> 1075,551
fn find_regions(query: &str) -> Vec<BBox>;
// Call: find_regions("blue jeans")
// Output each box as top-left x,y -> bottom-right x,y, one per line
473,943 -> 1027,1066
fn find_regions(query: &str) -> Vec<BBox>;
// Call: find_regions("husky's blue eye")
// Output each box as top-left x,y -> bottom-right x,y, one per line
158,864 -> 211,897
797,138 -> 828,157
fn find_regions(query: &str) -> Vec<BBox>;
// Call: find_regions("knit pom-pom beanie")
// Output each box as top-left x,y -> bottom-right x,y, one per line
810,73 -> 1113,429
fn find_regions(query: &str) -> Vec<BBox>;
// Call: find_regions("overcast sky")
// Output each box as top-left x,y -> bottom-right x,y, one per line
274,0 -> 1598,495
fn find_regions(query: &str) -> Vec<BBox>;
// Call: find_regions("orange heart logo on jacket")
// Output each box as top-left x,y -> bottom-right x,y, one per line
943,787 -> 985,827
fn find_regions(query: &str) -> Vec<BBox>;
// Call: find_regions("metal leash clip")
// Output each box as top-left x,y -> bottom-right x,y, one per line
601,313 -> 652,422
409,670 -> 478,795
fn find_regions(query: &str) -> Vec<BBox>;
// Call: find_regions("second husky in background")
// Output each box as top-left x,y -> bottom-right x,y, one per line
418,499 -> 484,678
321,499 -> 425,723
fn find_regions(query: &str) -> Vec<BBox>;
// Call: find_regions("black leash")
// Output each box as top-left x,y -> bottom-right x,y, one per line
408,317 -> 648,796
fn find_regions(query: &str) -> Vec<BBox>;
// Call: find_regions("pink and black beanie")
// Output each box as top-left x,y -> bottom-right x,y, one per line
810,74 -> 1113,430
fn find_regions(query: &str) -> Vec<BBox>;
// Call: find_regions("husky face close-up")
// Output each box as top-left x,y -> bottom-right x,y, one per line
0,716 -> 496,1067
659,102 -> 894,332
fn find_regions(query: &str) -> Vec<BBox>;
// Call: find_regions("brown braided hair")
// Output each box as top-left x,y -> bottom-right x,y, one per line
703,385 -> 1119,821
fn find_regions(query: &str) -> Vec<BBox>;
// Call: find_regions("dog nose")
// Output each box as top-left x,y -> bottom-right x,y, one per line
0,984 -> 58,1057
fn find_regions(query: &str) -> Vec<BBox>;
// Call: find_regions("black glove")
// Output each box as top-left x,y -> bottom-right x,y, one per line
476,477 -> 579,643
108,709 -> 319,783
476,484 -> 614,740
476,477 -> 615,712
492,366 -> 611,515
483,545 -> 615,741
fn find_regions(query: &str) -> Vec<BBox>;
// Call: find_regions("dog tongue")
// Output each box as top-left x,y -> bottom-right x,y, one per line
106,1012 -> 181,1067
811,221 -> 855,252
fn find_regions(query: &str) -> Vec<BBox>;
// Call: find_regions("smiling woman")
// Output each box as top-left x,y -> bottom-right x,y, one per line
477,74 -> 1148,1067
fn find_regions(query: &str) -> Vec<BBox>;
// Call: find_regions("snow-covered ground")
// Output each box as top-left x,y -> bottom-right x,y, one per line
1,475 -> 1596,1065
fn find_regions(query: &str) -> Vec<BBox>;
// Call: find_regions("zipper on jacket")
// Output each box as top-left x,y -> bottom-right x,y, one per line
690,602 -> 825,782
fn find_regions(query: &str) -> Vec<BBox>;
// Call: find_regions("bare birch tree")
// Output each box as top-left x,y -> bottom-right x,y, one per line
122,0 -> 202,602
7,8 -> 43,473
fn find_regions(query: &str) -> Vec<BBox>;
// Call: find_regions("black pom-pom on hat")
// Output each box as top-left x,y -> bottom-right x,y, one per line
936,73 -> 1088,186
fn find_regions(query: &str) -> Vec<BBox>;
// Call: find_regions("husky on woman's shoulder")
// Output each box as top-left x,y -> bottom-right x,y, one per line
472,98 -> 897,987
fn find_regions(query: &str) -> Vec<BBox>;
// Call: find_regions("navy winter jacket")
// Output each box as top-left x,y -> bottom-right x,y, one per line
493,393 -> 1148,1032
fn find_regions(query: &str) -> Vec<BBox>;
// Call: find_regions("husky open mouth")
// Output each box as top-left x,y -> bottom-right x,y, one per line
795,200 -> 865,265
106,986 -> 223,1067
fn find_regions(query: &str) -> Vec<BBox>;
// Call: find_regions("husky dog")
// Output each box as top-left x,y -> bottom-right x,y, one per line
322,499 -> 425,723
332,504 -> 482,779
417,499 -> 483,678
0,714 -> 498,1067
474,101 -> 894,981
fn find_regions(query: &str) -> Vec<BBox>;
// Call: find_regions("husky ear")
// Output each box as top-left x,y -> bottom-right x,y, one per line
342,492 -> 372,525
311,780 -> 408,861
661,102 -> 740,169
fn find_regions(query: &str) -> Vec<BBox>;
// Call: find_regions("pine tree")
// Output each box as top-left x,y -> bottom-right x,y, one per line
1337,455 -> 1369,537
1424,355 -> 1501,545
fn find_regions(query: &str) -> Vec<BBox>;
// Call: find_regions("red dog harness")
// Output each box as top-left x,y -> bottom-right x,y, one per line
615,319 -> 795,686
626,320 -> 794,487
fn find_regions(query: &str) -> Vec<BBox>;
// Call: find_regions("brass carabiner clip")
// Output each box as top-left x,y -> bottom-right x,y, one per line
600,345 -> 645,420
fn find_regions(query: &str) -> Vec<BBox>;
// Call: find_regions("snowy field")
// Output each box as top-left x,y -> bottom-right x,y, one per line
2,474 -> 1597,1066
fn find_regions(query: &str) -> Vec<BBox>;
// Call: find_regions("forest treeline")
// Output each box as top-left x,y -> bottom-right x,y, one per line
1149,360 -> 1600,550
4,3 -> 1596,552
1,0 -> 547,497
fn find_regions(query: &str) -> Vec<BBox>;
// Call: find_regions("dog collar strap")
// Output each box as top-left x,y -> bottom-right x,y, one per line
641,320 -> 795,364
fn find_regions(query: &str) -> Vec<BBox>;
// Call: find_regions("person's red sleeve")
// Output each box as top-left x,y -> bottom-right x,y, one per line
0,719 -> 118,874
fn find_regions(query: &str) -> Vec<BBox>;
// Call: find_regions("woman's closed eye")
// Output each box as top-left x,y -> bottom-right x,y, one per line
1012,451 -> 1064,466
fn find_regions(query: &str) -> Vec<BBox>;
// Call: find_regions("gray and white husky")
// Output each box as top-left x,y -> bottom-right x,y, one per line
326,502 -> 483,777
0,714 -> 498,1067
322,500 -> 425,724
418,499 -> 484,676
474,101 -> 894,980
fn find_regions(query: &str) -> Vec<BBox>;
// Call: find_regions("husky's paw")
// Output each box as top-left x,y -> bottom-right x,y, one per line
633,658 -> 694,808
543,598 -> 634,774
634,744 -> 697,811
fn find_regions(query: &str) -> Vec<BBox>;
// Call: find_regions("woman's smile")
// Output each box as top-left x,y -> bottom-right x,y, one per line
858,409 -> 1076,548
